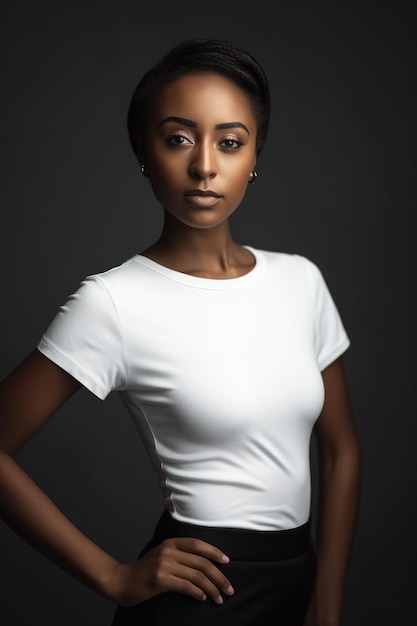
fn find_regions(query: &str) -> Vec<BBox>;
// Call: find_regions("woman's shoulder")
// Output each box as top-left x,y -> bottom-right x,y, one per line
85,254 -> 154,289
249,246 -> 319,274
246,247 -> 330,296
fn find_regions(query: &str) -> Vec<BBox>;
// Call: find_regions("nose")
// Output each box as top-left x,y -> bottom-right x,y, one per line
188,140 -> 217,180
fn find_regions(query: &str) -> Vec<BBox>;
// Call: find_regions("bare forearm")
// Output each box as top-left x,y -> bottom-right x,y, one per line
310,449 -> 360,625
0,451 -> 120,600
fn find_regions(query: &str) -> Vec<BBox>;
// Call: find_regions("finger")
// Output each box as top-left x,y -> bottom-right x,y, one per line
174,551 -> 234,597
170,537 -> 230,564
158,540 -> 234,602
162,566 -> 226,605
171,562 -> 233,604
161,572 -> 209,603
159,539 -> 234,596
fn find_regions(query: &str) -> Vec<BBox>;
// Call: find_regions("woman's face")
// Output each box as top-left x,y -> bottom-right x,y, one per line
141,72 -> 258,230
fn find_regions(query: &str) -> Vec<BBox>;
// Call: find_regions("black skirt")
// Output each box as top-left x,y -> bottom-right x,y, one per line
111,511 -> 315,626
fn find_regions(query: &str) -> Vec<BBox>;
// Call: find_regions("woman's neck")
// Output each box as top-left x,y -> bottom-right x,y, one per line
140,215 -> 255,279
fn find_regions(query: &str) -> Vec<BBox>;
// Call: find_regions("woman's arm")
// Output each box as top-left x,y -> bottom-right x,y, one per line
303,358 -> 361,626
0,349 -> 124,595
0,350 -> 234,606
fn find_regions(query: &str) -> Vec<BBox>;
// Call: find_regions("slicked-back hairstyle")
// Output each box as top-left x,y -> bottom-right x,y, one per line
127,38 -> 270,158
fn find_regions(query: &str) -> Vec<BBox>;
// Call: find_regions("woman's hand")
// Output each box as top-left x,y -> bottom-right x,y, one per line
109,537 -> 234,607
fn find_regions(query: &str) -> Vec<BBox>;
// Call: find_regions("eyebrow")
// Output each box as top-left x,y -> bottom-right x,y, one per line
159,116 -> 250,135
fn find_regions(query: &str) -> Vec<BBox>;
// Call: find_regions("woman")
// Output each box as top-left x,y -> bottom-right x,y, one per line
0,39 -> 360,625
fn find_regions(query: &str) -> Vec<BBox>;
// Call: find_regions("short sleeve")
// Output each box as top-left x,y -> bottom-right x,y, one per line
37,276 -> 126,399
303,258 -> 351,371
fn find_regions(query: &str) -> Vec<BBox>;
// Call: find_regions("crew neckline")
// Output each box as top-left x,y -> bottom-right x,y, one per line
132,245 -> 264,290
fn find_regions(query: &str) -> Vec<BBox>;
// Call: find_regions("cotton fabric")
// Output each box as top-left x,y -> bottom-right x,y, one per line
37,246 -> 350,531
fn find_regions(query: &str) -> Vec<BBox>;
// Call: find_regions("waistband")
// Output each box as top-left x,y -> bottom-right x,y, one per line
153,510 -> 312,561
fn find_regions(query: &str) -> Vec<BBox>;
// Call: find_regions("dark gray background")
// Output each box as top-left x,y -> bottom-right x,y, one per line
0,1 -> 414,624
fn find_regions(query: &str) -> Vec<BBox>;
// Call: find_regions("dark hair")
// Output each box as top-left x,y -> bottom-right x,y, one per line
127,38 -> 270,157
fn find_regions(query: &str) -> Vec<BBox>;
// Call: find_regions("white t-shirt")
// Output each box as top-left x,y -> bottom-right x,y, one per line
37,247 -> 350,531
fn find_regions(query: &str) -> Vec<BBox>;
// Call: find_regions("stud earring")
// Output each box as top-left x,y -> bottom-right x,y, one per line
140,164 -> 149,177
248,171 -> 258,184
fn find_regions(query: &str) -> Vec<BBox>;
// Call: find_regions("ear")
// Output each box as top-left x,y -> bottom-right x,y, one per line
137,143 -> 146,166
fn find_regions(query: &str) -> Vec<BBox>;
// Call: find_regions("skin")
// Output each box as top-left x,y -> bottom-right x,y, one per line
0,72 -> 360,624
138,73 -> 258,278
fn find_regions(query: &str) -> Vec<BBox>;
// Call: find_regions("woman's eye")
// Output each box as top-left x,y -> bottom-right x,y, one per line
166,133 -> 192,146
220,138 -> 242,150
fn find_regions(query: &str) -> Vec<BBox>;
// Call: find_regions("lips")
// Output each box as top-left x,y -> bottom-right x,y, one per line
183,189 -> 222,208
184,189 -> 221,198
